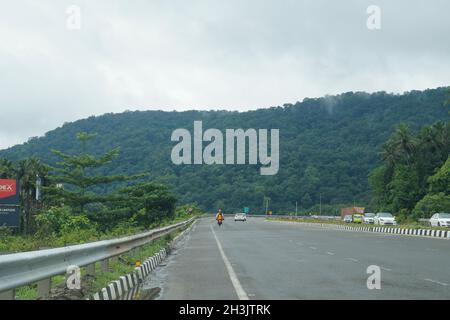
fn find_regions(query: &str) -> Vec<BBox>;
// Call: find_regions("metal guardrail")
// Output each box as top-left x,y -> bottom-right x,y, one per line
0,217 -> 195,299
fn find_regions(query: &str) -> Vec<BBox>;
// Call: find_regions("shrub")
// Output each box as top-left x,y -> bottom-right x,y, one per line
413,193 -> 450,219
35,206 -> 94,237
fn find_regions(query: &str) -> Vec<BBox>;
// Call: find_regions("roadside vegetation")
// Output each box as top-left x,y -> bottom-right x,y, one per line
0,132 -> 202,253
279,91 -> 450,222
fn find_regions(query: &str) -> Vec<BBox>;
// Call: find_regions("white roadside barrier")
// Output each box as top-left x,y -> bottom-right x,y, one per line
277,220 -> 450,239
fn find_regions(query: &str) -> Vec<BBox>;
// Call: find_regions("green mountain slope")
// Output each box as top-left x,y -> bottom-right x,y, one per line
1,87 -> 448,213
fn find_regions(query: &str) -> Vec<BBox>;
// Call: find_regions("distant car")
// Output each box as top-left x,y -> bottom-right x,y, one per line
374,212 -> 397,225
363,213 -> 375,224
353,214 -> 363,224
343,215 -> 353,223
429,213 -> 450,227
234,213 -> 247,222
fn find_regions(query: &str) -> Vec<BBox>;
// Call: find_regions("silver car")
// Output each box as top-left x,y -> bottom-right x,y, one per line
363,213 -> 375,224
374,212 -> 397,225
343,215 -> 353,223
429,213 -> 450,227
234,213 -> 247,222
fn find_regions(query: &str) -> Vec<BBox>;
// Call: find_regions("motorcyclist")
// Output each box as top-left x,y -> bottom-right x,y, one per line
216,209 -> 224,226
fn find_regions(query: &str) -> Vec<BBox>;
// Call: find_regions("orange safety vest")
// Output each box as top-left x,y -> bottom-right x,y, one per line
217,213 -> 223,221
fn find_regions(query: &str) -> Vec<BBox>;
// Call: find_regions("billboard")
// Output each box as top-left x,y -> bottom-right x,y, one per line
0,179 -> 20,227
0,206 -> 20,227
0,179 -> 19,205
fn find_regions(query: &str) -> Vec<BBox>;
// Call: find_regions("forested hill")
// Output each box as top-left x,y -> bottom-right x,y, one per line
1,87 -> 448,213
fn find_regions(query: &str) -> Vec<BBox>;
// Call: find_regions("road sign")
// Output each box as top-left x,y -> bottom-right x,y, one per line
244,207 -> 249,214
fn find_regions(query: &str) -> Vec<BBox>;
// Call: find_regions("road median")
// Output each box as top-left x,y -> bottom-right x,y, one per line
268,218 -> 450,240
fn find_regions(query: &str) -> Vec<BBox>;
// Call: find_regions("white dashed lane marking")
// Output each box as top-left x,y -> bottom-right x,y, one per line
210,225 -> 249,300
424,278 -> 448,287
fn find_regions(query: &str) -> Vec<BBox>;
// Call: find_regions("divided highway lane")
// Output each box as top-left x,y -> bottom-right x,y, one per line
143,218 -> 450,299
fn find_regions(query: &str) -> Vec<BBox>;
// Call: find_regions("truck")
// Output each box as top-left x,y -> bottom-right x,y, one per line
341,207 -> 365,221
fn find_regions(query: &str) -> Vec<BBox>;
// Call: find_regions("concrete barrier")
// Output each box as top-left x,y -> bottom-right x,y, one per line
272,220 -> 450,240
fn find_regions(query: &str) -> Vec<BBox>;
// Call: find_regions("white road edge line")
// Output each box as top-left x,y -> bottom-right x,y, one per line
346,258 -> 359,262
424,278 -> 449,286
210,225 -> 249,300
326,252 -> 335,255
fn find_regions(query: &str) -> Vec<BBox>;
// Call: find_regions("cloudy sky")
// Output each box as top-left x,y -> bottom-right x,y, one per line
0,0 -> 449,149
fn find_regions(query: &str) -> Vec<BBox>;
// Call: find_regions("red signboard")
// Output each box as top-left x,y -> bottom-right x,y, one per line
0,179 -> 17,199
0,179 -> 20,227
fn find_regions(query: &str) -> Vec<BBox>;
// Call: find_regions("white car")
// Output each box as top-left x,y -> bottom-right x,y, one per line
374,212 -> 397,225
234,213 -> 247,222
429,213 -> 450,227
343,215 -> 353,223
363,213 -> 375,224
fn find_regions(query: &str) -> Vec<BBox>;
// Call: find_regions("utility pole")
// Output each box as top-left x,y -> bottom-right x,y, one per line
264,196 -> 270,215
319,193 -> 322,216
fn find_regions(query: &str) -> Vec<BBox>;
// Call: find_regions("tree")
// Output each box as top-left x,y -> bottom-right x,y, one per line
0,158 -> 14,178
126,183 -> 177,226
370,116 -> 449,218
413,193 -> 450,218
368,165 -> 390,210
387,164 -> 420,213
428,155 -> 450,194
301,193 -> 312,209
14,158 -> 49,233
46,132 -> 146,213
387,123 -> 417,166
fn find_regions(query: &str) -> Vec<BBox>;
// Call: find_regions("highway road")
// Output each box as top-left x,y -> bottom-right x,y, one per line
142,217 -> 450,299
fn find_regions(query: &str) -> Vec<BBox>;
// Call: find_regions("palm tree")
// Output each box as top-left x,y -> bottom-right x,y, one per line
0,158 -> 15,178
15,158 -> 48,234
380,140 -> 398,168
391,124 -> 417,166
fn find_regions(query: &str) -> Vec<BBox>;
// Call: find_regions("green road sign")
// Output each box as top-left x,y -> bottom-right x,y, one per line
244,207 -> 249,214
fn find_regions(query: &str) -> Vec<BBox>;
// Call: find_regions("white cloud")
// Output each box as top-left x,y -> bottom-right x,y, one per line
0,0 -> 449,149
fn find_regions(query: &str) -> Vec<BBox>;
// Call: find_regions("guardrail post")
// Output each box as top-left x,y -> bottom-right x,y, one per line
0,289 -> 15,300
101,259 -> 109,272
86,263 -> 96,276
37,278 -> 51,299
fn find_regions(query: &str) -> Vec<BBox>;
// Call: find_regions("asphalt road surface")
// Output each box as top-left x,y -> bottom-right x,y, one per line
143,217 -> 450,299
